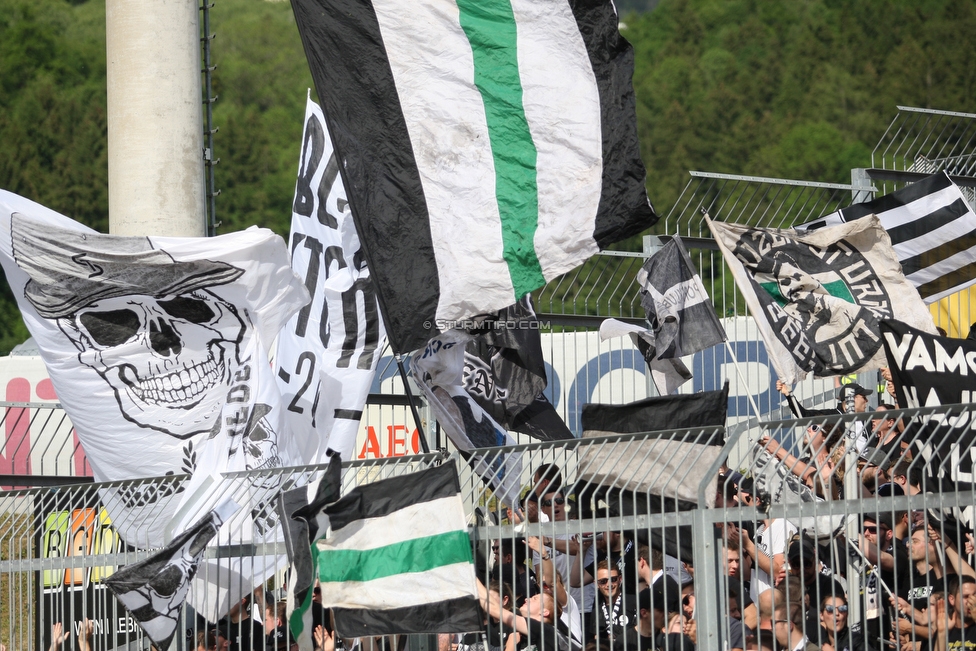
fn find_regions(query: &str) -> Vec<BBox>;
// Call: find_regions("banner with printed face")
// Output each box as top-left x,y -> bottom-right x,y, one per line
274,95 -> 387,464
709,215 -> 937,385
0,191 -> 308,557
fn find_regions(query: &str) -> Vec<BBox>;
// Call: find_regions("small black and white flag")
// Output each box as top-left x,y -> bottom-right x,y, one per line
598,318 -> 692,395
277,456 -> 343,651
463,296 -> 572,441
638,235 -> 726,359
104,501 -> 238,650
798,171 -> 976,303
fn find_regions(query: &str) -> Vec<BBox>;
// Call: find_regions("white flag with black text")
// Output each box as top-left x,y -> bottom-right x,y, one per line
274,95 -> 387,464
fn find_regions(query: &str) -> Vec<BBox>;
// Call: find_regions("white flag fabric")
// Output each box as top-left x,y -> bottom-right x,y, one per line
708,215 -> 937,384
0,191 -> 308,554
598,318 -> 691,395
274,95 -> 387,464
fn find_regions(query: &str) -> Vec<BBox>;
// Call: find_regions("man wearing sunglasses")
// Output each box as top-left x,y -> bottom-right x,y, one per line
860,513 -> 910,646
614,584 -> 693,651
534,490 -> 578,589
590,560 -> 634,645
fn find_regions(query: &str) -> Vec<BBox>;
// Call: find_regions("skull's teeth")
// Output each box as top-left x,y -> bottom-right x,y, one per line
130,357 -> 223,405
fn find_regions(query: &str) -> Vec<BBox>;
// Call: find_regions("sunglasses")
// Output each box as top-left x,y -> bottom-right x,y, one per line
823,605 -> 848,614
809,424 -> 823,433
863,526 -> 878,534
542,497 -> 565,507
597,576 -> 621,586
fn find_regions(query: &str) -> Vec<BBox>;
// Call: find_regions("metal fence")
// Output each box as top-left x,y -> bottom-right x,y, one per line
4,402 -> 976,650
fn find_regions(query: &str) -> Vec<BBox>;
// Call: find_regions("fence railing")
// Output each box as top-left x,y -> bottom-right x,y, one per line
4,402 -> 976,650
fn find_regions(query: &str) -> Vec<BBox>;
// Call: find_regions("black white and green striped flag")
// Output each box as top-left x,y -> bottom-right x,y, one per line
290,0 -> 658,354
317,463 -> 482,636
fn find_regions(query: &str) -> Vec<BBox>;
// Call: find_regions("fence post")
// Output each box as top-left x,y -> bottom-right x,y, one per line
691,505 -> 724,650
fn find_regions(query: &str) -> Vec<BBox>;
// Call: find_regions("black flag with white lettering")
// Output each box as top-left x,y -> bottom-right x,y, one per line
881,318 -> 976,532
882,320 -> 976,480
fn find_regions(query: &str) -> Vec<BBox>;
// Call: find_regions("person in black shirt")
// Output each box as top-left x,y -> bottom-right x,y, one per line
612,585 -> 693,651
786,538 -> 846,636
590,561 -> 635,645
492,538 -> 541,609
870,404 -> 910,463
220,594 -> 265,651
477,579 -> 579,651
941,574 -> 976,649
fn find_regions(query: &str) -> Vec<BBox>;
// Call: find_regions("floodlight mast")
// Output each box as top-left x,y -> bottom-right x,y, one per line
106,0 -> 207,237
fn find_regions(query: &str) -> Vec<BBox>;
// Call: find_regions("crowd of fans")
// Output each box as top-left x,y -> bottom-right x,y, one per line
43,375 -> 976,651
456,374 -> 976,651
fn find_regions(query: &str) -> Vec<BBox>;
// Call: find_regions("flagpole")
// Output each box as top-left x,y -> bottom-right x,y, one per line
723,339 -> 764,423
307,88 -> 433,457
395,354 -> 431,453
701,207 -> 764,423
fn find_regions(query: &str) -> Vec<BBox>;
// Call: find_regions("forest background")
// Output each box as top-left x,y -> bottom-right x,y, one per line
0,0 -> 974,354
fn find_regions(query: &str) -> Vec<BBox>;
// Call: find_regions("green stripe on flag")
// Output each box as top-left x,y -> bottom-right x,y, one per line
456,0 -> 544,296
289,543 -> 320,638
317,531 -> 472,584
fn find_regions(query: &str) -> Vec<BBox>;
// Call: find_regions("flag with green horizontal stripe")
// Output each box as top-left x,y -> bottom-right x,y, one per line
290,0 -> 658,354
317,463 -> 482,636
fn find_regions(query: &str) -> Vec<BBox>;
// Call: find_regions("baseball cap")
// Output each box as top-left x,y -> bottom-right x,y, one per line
838,383 -> 872,400
787,539 -> 816,563
737,476 -> 755,496
862,447 -> 892,472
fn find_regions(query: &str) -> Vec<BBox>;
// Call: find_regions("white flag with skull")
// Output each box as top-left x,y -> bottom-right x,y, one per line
0,191 -> 308,565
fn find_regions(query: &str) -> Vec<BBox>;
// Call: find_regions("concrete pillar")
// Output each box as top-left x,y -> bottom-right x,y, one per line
106,0 -> 206,237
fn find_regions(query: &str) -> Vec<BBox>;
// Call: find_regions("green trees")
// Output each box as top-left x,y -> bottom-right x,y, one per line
627,0 -> 976,221
0,0 -> 108,351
